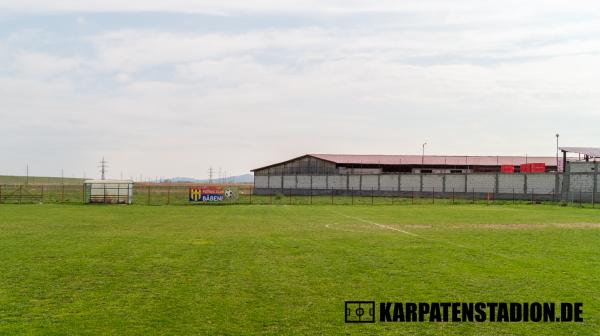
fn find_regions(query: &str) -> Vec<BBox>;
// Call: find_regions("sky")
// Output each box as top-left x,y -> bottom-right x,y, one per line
1,1 -> 600,180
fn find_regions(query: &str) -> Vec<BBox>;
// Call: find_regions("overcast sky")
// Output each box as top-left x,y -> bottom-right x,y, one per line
1,1 -> 599,180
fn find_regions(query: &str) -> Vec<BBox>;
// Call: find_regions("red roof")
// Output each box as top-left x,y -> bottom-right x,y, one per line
310,154 -> 558,166
252,154 -> 560,171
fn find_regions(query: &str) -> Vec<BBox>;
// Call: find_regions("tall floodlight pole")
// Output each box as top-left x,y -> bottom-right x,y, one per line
421,142 -> 428,170
555,133 -> 560,171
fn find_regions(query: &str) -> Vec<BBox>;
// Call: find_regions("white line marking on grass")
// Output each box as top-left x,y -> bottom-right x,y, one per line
329,210 -> 512,260
334,213 -> 419,237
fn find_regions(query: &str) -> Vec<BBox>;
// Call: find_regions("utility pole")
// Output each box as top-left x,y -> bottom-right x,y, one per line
421,142 -> 428,170
555,133 -> 560,171
208,167 -> 214,184
98,157 -> 108,180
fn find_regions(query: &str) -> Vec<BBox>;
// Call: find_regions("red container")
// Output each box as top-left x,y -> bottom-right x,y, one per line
500,165 -> 515,173
520,164 -> 530,173
530,163 -> 545,173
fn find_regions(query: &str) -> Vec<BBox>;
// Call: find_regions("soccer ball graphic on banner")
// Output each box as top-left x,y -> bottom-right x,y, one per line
224,188 -> 234,198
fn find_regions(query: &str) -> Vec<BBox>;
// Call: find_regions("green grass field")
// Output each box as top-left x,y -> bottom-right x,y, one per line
0,204 -> 599,335
0,175 -> 84,185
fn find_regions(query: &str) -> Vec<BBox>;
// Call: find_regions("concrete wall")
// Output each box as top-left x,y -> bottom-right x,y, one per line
569,173 -> 595,192
526,174 -> 556,193
445,175 -> 466,193
570,162 -> 596,173
312,175 -> 327,189
466,174 -> 496,193
349,175 -> 361,190
297,175 -> 311,189
268,176 -> 281,189
498,174 -> 523,193
283,175 -> 296,189
255,163 -> 597,200
255,176 -> 269,188
329,175 -> 347,190
400,174 -> 421,192
361,175 -> 379,190
380,175 -> 398,191
422,175 -> 444,192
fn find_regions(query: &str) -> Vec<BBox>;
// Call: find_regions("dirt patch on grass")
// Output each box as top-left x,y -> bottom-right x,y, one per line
448,223 -> 600,230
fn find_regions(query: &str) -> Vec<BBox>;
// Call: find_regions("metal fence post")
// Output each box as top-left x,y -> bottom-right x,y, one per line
593,190 -> 596,208
61,184 -> 65,203
331,188 -> 334,205
512,188 -> 515,204
250,188 -> 253,204
147,185 -> 150,205
82,183 -> 85,204
371,187 -> 374,205
531,189 -> 534,204
452,188 -> 455,204
472,188 -> 475,204
412,188 -> 415,205
41,185 -> 44,203
351,188 -> 354,205
579,190 -> 583,207
0,185 -> 3,204
432,188 -> 435,204
289,189 -> 293,205
167,185 -> 171,205
19,185 -> 22,204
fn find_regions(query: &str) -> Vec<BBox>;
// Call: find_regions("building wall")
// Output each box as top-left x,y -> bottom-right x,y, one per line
445,175 -> 466,193
255,176 -> 269,188
361,175 -> 379,190
401,175 -> 421,191
466,174 -> 496,193
525,174 -> 556,193
254,156 -> 336,176
254,162 -> 597,199
380,175 -> 398,191
498,174 -> 523,193
349,175 -> 361,190
422,175 -> 444,192
297,175 -> 312,189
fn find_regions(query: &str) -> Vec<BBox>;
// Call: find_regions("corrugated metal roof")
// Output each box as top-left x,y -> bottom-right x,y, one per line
311,154 -> 557,165
559,147 -> 600,157
252,154 -> 559,171
84,179 -> 134,184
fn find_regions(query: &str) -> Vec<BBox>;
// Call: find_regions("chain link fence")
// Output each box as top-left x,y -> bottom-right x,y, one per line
0,183 -> 598,208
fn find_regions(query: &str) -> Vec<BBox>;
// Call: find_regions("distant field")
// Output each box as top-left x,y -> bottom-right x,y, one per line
0,175 -> 84,185
0,204 -> 598,335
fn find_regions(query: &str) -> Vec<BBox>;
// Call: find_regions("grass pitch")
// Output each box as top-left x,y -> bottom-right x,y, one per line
0,204 -> 599,335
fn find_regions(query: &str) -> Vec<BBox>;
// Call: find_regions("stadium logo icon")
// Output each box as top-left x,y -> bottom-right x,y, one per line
345,301 -> 375,323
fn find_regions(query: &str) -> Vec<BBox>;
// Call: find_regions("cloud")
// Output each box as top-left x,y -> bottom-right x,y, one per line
1,2 -> 600,178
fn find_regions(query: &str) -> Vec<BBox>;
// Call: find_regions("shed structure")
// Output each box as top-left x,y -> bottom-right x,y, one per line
84,179 -> 133,204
